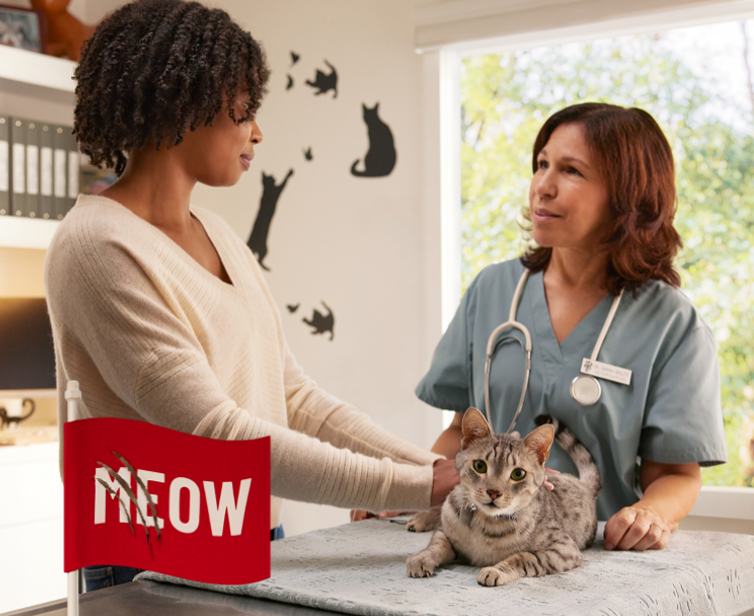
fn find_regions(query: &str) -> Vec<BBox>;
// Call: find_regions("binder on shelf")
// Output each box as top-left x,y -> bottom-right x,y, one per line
25,120 -> 40,219
39,123 -> 54,220
9,117 -> 26,218
66,126 -> 79,212
53,124 -> 67,220
0,116 -> 8,216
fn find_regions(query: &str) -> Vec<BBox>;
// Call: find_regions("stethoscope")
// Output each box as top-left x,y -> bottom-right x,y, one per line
483,269 -> 623,432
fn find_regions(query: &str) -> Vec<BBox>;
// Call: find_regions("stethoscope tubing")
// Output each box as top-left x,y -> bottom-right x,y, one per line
484,268 -> 623,433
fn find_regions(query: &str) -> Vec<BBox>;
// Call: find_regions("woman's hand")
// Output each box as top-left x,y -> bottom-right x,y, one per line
604,505 -> 669,551
604,460 -> 701,551
430,458 -> 459,507
349,510 -> 414,522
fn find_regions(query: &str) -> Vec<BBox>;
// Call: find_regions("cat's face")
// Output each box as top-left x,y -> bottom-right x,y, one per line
456,408 -> 554,517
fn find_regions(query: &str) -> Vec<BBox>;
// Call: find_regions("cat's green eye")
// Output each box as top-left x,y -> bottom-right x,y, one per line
510,468 -> 526,481
473,460 -> 487,474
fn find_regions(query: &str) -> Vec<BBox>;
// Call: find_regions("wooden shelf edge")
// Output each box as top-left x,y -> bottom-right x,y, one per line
0,389 -> 57,399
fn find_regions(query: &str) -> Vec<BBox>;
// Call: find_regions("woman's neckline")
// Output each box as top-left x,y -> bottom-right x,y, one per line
79,194 -> 236,289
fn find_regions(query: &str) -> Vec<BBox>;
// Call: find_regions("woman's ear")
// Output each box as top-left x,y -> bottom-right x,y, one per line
523,424 -> 555,464
461,407 -> 493,450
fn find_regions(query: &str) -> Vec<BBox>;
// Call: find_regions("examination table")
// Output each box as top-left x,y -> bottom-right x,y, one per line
6,518 -> 754,616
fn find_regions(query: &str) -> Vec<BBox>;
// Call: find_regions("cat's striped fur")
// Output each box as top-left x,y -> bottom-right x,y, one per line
406,408 -> 600,586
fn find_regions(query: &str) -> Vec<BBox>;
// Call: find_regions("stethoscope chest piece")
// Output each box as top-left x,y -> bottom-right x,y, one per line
570,374 -> 601,406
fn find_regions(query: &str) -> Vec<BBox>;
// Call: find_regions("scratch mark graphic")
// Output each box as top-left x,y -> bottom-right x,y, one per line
94,477 -> 135,536
111,451 -> 162,545
96,460 -> 154,558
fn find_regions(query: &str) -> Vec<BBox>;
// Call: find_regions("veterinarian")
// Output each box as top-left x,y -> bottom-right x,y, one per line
44,0 -> 457,591
415,103 -> 727,552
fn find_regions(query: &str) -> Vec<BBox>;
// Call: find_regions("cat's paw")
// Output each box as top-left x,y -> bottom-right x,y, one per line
406,553 -> 438,578
406,509 -> 440,533
477,566 -> 517,587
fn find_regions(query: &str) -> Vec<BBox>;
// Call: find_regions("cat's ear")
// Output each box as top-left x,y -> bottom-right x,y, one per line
461,407 -> 493,449
523,424 -> 555,465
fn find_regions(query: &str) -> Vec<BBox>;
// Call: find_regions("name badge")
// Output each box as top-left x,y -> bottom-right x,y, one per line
580,358 -> 632,386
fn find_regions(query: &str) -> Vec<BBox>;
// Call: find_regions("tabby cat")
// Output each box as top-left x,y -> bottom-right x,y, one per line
406,407 -> 599,586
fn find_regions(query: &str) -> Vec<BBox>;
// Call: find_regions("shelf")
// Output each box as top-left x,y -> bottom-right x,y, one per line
0,45 -> 76,104
0,216 -> 60,249
0,389 -> 56,399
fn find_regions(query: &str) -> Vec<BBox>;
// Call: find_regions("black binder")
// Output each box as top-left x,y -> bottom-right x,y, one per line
39,123 -> 54,220
53,124 -> 67,220
25,119 -> 40,218
0,115 -> 8,216
9,117 -> 26,217
66,126 -> 78,212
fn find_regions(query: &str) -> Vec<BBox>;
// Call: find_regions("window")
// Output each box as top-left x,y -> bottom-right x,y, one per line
459,20 -> 754,488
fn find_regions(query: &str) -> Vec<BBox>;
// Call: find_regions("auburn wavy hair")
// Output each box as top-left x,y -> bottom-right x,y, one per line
520,103 -> 682,294
73,0 -> 270,176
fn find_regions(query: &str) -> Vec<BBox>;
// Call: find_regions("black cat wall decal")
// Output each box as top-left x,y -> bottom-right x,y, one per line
303,302 -> 334,341
287,303 -> 300,313
286,74 -> 294,90
247,169 -> 294,271
303,147 -> 313,161
351,103 -> 397,178
290,51 -> 300,66
305,60 -> 338,98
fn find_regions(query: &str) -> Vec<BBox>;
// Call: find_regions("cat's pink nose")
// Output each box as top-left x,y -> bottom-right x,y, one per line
487,489 -> 501,500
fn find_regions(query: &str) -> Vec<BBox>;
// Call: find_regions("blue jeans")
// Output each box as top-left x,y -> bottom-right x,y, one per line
83,525 -> 285,592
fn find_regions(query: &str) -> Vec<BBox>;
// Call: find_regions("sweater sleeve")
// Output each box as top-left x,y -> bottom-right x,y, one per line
45,209 -> 434,512
282,344 -> 442,467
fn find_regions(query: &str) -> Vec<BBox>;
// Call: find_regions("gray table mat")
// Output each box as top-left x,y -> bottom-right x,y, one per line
138,517 -> 754,616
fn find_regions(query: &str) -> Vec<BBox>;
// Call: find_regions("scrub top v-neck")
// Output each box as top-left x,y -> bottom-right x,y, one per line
416,258 -> 727,520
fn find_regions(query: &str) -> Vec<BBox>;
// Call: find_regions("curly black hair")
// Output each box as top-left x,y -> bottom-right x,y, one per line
73,0 -> 270,176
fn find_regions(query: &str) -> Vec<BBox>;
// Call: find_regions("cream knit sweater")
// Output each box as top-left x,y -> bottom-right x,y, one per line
45,195 -> 440,528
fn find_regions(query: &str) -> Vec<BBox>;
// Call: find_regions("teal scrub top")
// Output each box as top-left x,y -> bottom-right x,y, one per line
416,259 -> 727,520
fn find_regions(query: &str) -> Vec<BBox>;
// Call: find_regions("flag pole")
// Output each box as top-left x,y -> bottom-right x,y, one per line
65,380 -> 81,616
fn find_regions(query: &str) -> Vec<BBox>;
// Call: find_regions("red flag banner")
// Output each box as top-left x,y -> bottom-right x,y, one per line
64,418 -> 270,585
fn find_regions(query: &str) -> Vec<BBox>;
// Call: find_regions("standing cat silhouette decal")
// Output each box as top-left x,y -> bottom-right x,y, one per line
351,103 -> 397,178
303,302 -> 335,341
305,60 -> 338,98
247,169 -> 294,271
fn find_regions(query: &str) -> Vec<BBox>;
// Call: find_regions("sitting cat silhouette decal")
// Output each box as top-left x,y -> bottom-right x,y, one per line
305,60 -> 338,98
247,169 -> 294,271
303,302 -> 335,341
351,103 -> 397,178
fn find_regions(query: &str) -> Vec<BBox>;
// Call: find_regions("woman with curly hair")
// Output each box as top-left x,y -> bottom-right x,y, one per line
415,103 -> 727,551
45,0 -> 457,590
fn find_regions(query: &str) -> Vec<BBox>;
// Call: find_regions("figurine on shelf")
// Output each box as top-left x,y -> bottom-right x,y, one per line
29,0 -> 97,61
0,399 -> 35,430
